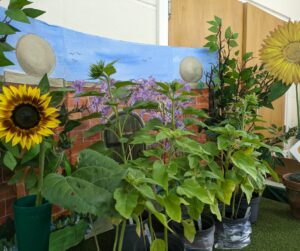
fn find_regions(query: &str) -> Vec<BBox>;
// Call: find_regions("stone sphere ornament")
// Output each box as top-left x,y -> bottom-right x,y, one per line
179,56 -> 203,86
16,34 -> 56,77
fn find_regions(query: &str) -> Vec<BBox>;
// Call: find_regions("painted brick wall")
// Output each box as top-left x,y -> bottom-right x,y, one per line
0,87 -> 209,225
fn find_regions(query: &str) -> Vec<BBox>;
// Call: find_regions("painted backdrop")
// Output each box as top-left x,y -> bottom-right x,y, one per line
0,7 -> 217,82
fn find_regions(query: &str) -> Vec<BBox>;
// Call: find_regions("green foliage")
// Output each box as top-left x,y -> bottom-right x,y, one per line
49,220 -> 88,251
0,0 -> 45,67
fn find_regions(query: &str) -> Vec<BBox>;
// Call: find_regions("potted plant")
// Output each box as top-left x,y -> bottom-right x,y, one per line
208,95 -> 280,250
203,16 -> 292,223
129,80 -> 225,251
260,21 -> 300,219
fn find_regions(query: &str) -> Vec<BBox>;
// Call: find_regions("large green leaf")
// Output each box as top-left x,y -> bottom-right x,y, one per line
49,220 -> 88,251
42,173 -> 113,216
177,178 -> 213,204
77,149 -> 119,169
231,150 -> 257,179
150,239 -> 166,251
114,188 -> 139,219
145,201 -> 170,230
216,179 -> 235,205
72,165 -> 125,192
217,134 -> 232,150
267,81 -> 290,104
6,9 -> 30,23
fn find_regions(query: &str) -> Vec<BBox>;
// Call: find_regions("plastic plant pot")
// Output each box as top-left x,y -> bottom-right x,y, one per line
13,195 -> 52,251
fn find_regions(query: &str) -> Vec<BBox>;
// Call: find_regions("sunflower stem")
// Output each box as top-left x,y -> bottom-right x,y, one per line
36,140 -> 46,206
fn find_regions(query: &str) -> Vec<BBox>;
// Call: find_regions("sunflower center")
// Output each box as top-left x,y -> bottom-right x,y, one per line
12,104 -> 41,129
283,42 -> 300,64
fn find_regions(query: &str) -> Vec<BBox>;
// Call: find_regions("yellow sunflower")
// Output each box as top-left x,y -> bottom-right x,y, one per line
260,21 -> 300,84
0,85 -> 60,149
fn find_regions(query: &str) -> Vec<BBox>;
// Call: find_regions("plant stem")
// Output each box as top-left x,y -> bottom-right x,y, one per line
149,213 -> 155,242
235,192 -> 244,219
36,140 -> 46,206
296,84 -> 300,139
164,226 -> 168,251
117,220 -> 126,251
113,224 -> 119,251
89,214 -> 101,251
231,189 -> 237,219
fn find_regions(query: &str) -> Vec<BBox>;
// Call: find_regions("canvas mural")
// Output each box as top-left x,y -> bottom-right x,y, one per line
0,6 -> 217,83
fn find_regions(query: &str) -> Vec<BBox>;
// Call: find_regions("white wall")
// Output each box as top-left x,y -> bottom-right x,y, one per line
0,0 -> 168,45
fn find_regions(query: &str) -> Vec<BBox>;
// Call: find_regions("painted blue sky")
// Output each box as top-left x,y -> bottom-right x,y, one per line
0,7 -> 217,82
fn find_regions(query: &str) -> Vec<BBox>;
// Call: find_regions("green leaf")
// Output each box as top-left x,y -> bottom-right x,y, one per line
114,81 -> 137,88
145,201 -> 170,230
63,120 -> 81,133
205,34 -> 217,42
21,144 -> 40,164
163,193 -> 181,222
50,91 -> 65,106
241,177 -> 254,204
231,150 -> 257,179
2,141 -> 20,158
177,178 -> 213,204
79,112 -> 101,121
0,51 -> 14,67
0,42 -> 15,51
217,134 -> 232,150
8,0 -> 32,9
124,101 -> 158,113
217,179 -> 235,205
150,239 -> 166,251
208,161 -> 223,180
87,141 -> 112,156
132,214 -> 141,237
84,124 -> 106,138
134,184 -> 155,200
25,169 -> 37,189
114,188 -> 139,219
225,26 -> 232,39
208,26 -> 219,33
6,9 -> 30,23
182,219 -> 196,243
242,52 -> 253,62
74,91 -> 104,98
38,74 -> 50,94
210,199 -> 221,221
42,173 -> 113,217
23,8 -> 45,18
77,149 -> 119,169
49,220 -> 88,251
214,16 -> 222,25
188,155 -> 199,169
229,40 -> 238,47
267,81 -> 290,104
183,107 -> 208,118
187,198 -> 204,221
3,151 -> 17,171
152,161 -> 168,191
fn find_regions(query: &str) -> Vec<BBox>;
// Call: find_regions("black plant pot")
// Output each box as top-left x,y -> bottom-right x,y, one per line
184,216 -> 215,251
134,232 -> 184,251
236,194 -> 261,224
214,209 -> 252,250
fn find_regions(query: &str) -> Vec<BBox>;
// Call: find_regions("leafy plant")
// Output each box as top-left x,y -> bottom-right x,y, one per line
203,16 -> 290,126
0,0 -> 45,67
